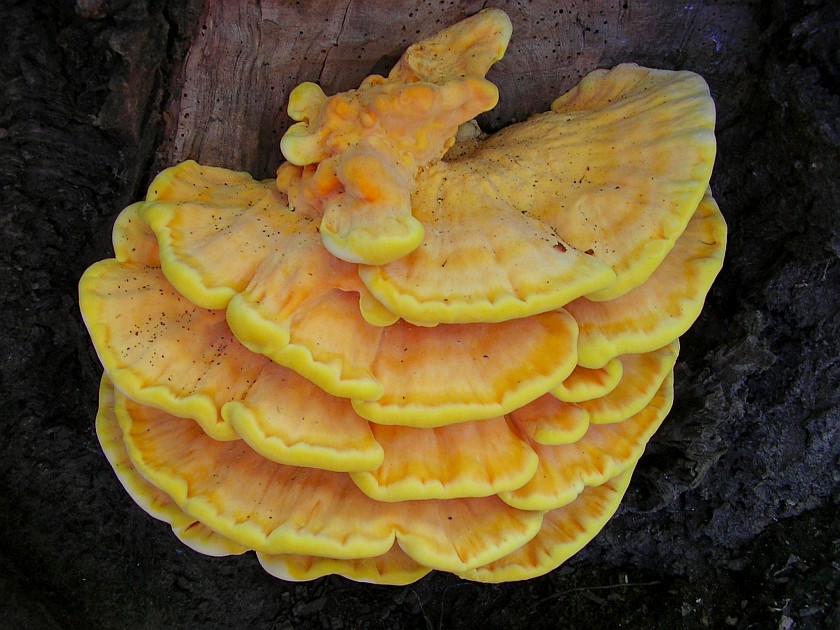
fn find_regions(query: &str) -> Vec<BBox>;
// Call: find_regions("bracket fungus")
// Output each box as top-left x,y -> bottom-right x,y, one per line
80,9 -> 726,584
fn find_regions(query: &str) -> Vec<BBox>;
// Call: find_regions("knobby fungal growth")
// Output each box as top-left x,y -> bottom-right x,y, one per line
80,9 -> 725,584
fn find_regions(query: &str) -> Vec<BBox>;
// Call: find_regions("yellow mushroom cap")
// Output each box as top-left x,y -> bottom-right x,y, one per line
355,63 -> 716,325
461,466 -> 637,583
569,191 -> 726,368
79,9 -> 726,585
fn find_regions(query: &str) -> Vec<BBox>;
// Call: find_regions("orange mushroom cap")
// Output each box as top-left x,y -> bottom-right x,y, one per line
79,9 -> 725,584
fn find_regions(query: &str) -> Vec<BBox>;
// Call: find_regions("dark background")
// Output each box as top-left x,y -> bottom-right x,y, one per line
1,0 -> 838,627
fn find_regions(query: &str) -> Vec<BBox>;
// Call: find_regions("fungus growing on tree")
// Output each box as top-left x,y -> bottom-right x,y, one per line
80,9 -> 725,583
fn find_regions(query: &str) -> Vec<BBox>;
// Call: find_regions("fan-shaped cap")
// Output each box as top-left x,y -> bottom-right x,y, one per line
222,362 -> 384,472
358,163 -> 616,325
79,261 -> 268,441
551,358 -> 624,403
462,466 -> 636,582
141,161 -> 321,311
350,418 -> 538,501
577,341 -> 679,424
112,201 -> 159,266
455,63 -> 716,302
258,546 -> 430,586
353,309 -> 579,427
568,190 -> 726,367
509,395 -> 590,446
100,373 -> 431,581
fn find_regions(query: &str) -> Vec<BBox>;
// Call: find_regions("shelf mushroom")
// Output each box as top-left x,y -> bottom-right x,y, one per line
80,8 -> 725,584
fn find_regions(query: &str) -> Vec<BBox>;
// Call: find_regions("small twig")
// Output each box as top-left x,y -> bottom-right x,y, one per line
533,580 -> 662,608
408,587 -> 434,630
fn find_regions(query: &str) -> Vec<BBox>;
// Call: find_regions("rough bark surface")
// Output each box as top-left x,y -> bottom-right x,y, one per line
1,0 -> 838,628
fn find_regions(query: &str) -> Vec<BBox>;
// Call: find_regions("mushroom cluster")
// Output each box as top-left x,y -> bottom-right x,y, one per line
80,9 -> 725,584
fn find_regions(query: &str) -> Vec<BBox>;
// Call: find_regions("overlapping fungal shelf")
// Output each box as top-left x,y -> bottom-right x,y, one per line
79,9 -> 725,584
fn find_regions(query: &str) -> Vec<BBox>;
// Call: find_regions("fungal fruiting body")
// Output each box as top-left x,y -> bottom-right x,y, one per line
80,9 -> 725,584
